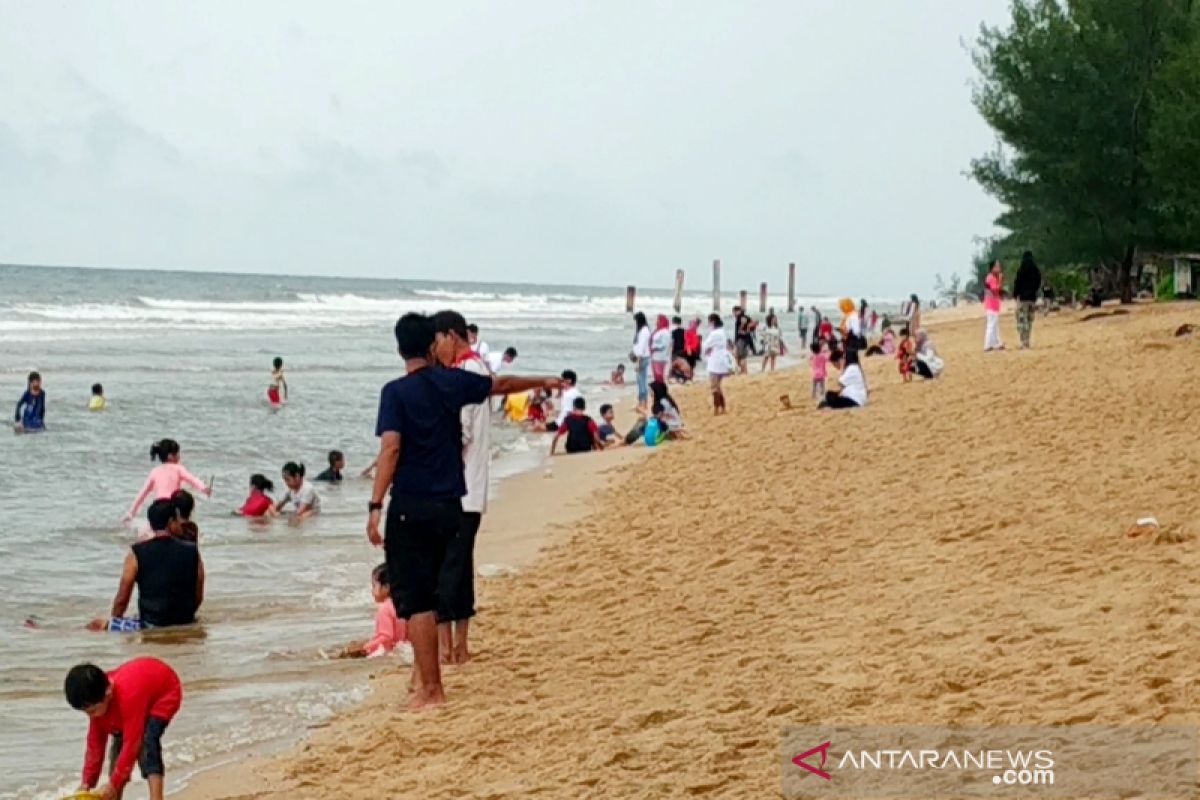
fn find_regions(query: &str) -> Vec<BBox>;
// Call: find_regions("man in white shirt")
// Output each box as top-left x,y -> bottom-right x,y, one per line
485,346 -> 517,375
554,369 -> 581,430
431,312 -> 492,665
467,324 -> 491,362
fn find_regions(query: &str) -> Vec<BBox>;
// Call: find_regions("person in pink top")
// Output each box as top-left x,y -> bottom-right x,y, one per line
809,340 -> 830,399
124,439 -> 211,523
338,564 -> 408,658
983,260 -> 1006,352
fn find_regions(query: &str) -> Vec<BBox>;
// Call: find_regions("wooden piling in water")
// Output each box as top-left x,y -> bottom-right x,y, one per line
673,270 -> 684,313
739,289 -> 748,310
787,263 -> 796,312
625,286 -> 636,313
712,260 -> 721,311
759,282 -> 768,313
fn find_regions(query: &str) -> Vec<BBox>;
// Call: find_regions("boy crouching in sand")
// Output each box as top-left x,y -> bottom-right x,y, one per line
65,657 -> 182,800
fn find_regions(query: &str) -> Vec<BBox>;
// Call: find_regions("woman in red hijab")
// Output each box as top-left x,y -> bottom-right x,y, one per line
650,314 -> 672,383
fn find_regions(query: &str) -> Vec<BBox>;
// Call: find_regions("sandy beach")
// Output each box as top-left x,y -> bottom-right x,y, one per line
177,301 -> 1200,799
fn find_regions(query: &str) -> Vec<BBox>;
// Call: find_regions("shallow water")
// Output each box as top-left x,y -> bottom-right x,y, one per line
0,264 -> 874,798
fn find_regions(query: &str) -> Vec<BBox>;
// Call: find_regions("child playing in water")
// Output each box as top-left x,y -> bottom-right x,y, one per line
609,363 -> 626,385
275,462 -> 320,519
13,371 -> 45,432
597,403 -> 622,446
171,490 -> 199,543
809,341 -> 829,400
65,657 -> 182,800
337,564 -> 409,659
125,439 -> 211,523
315,450 -> 344,482
267,357 -> 287,406
89,383 -> 107,412
526,390 -> 549,432
897,327 -> 916,382
236,474 -> 278,518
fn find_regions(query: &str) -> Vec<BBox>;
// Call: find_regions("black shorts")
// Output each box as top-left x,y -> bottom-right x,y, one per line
109,716 -> 170,779
385,495 -> 462,619
437,511 -> 482,623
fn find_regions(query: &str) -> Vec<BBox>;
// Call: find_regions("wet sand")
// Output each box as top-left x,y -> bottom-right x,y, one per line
179,302 -> 1200,799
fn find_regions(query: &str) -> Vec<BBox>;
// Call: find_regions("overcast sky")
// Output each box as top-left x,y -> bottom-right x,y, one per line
0,1 -> 1009,296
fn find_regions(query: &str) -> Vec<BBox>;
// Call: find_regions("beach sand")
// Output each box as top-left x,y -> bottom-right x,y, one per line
178,302 -> 1200,799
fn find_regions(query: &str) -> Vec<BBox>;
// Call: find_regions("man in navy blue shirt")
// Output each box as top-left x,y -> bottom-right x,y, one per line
367,312 -> 559,711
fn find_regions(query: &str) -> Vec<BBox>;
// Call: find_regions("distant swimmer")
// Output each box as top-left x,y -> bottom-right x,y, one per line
13,370 -> 45,432
89,382 -> 107,412
267,356 -> 288,406
314,450 -> 345,482
125,439 -> 212,524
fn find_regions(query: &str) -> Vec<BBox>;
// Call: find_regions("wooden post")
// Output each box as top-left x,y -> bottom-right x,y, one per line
711,259 -> 721,311
673,269 -> 685,313
787,263 -> 796,312
759,282 -> 768,313
625,286 -> 636,313
739,289 -> 748,310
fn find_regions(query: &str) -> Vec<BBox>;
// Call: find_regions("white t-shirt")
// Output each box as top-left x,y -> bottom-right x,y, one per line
632,327 -> 651,359
847,312 -> 862,339
703,328 -> 731,375
650,328 -> 671,363
282,481 -> 321,513
556,385 -> 582,427
472,340 -> 491,361
838,364 -> 868,406
485,352 -> 505,374
459,355 -> 491,513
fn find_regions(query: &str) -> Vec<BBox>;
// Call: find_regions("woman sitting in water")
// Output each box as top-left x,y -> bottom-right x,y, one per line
236,474 -> 278,518
275,462 -> 320,520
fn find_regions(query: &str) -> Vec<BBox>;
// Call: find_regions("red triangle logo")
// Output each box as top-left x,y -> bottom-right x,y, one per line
792,741 -> 832,780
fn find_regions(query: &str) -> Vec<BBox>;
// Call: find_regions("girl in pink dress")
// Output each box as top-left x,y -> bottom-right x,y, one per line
124,439 -> 211,523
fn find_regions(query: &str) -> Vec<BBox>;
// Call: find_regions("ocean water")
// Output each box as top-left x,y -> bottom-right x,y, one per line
0,263 -> 863,798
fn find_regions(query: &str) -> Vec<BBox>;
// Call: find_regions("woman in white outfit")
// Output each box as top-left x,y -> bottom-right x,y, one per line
703,313 -> 732,415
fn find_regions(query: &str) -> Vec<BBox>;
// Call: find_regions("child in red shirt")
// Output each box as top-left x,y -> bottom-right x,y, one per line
66,657 -> 182,800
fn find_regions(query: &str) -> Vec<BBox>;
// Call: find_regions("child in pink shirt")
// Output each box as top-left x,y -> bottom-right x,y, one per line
339,564 -> 408,659
809,341 -> 830,399
125,439 -> 211,523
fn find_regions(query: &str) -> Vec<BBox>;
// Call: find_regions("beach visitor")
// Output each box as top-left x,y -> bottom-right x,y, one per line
838,298 -> 864,352
267,357 -> 287,406
315,450 -> 345,482
466,323 -> 491,361
1042,282 -> 1055,315
650,314 -> 672,384
550,396 -> 604,455
761,312 -> 782,372
276,462 -> 320,519
551,369 -> 582,431
609,363 -> 626,385
684,318 -> 702,369
651,382 -> 686,438
643,403 -> 669,446
597,403 -> 621,445
90,383 -> 107,412
486,346 -> 517,375
879,326 -> 897,355
909,294 -> 922,336
703,313 -> 732,415
733,306 -> 757,374
809,341 -> 829,399
859,299 -> 870,338
1013,250 -> 1042,349
798,305 -> 811,349
914,331 -> 945,380
65,657 -> 183,800
671,316 -> 686,364
13,370 -> 45,432
631,312 -> 651,412
93,498 -> 205,632
984,260 -> 1005,351
367,312 -> 559,710
171,490 -> 199,543
525,390 -> 549,431
236,474 -> 277,518
431,310 -> 493,665
125,439 -> 211,523
817,313 -> 834,345
897,327 -> 916,383
818,349 -> 868,410
337,563 -> 409,659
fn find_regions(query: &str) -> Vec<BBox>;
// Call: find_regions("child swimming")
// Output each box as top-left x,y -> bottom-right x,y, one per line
336,563 -> 409,659
125,439 -> 211,523
314,450 -> 344,482
236,474 -> 278,518
65,657 -> 182,800
13,370 -> 45,432
267,357 -> 288,406
275,462 -> 320,519
89,383 -> 107,412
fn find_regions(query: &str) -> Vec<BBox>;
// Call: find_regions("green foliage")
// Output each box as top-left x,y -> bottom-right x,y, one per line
970,0 -> 1200,302
1156,269 -> 1176,300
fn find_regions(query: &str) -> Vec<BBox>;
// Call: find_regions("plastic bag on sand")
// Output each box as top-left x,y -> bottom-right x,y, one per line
478,563 -> 517,578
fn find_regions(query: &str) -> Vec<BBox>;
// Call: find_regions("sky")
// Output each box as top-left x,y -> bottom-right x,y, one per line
0,1 -> 1011,297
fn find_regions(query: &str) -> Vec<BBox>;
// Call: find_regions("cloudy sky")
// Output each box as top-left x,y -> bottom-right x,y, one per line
0,1 -> 1009,296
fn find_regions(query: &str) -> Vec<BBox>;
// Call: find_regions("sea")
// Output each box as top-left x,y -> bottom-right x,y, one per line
0,263 -> 871,798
